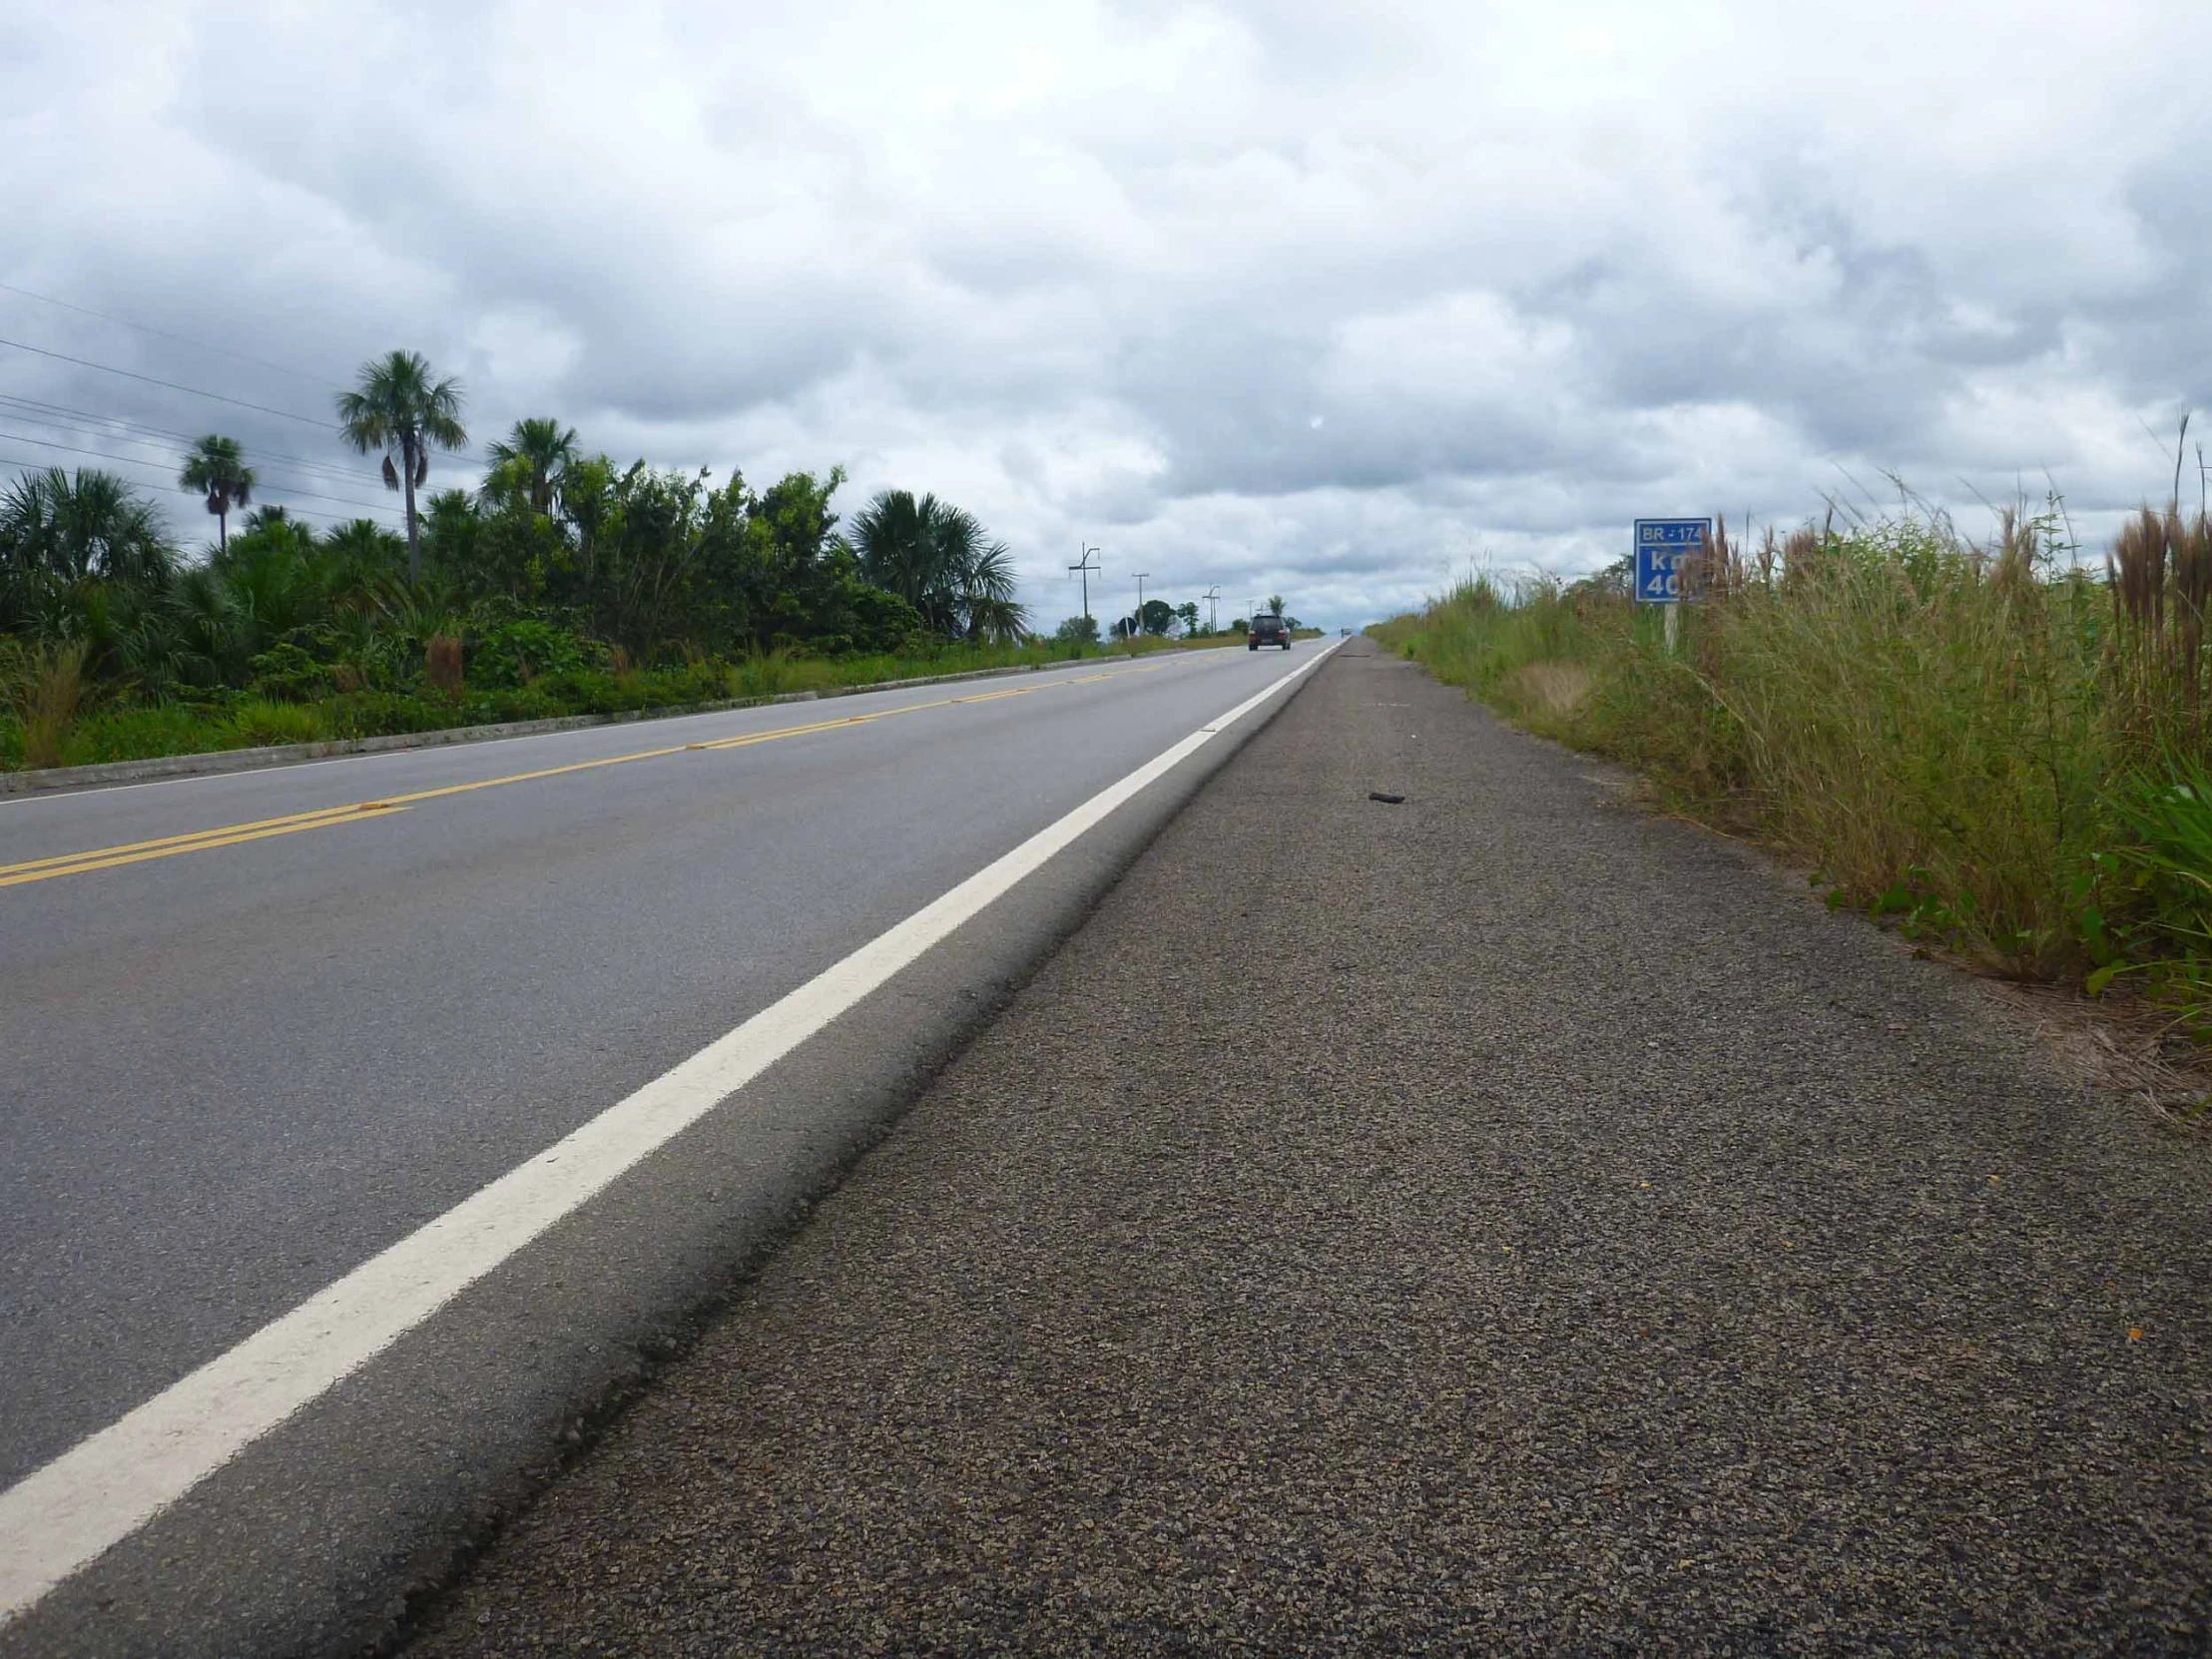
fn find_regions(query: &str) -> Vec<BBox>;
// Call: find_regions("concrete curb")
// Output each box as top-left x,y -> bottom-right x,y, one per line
0,655 -> 1130,799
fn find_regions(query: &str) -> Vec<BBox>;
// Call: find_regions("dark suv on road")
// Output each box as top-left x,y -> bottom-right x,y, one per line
1248,614 -> 1291,650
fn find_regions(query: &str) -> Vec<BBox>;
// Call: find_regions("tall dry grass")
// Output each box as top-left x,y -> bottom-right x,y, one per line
2105,504 -> 2212,756
2,640 -> 92,769
1374,494 -> 2212,1022
425,633 -> 465,701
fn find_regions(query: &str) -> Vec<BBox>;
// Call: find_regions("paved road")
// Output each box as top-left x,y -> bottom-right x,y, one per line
0,642 -> 1333,1658
409,638 -> 2212,1655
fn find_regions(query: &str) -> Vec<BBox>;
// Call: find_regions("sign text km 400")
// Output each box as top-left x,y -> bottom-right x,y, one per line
1633,518 -> 1712,604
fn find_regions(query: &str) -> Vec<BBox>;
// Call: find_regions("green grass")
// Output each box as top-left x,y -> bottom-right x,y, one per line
60,703 -> 240,766
2100,756 -> 2212,1037
1373,516 -> 2212,1033
227,698 -> 332,749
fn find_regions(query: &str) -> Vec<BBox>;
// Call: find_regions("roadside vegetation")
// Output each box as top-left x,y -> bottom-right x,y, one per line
1372,470 -> 2212,1048
0,349 -> 1261,774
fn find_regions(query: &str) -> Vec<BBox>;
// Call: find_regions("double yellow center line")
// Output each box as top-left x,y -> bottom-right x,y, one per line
0,801 -> 408,887
2,664 -> 1160,890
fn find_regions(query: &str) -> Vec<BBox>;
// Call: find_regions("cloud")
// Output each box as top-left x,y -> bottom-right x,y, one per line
6,0 -> 2211,624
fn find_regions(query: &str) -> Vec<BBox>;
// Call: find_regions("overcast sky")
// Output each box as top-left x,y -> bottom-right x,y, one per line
6,0 -> 2211,630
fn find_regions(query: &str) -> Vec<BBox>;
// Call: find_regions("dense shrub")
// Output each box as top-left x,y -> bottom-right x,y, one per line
470,618 -> 590,690
248,641 -> 331,703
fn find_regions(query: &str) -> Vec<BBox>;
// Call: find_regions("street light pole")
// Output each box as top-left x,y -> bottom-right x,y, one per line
1134,572 -> 1152,638
1202,585 -> 1222,634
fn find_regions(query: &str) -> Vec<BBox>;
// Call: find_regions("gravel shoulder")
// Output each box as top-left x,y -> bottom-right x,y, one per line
407,636 -> 2212,1656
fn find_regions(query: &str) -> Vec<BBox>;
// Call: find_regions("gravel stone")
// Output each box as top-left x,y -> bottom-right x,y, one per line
407,638 -> 2212,1656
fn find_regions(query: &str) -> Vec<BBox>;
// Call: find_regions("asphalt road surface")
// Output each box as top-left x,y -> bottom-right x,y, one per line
406,639 -> 2212,1656
0,642 -> 1336,1658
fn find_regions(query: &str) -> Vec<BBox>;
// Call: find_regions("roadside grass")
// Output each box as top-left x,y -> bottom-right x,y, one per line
62,703 -> 242,766
1373,505 -> 2212,1042
0,629 -> 1266,777
1,640 -> 90,769
227,698 -> 331,749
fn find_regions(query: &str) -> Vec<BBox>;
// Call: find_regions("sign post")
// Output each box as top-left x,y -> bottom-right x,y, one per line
1633,518 -> 1711,652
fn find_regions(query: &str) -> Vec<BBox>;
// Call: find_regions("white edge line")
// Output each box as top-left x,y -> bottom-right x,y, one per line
0,637 -> 1344,1621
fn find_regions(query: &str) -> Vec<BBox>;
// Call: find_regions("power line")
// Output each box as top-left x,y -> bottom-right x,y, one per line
0,336 -> 337,429
0,441 -> 403,525
0,393 -> 391,487
0,453 -> 388,532
0,281 -> 341,389
0,409 -> 400,504
0,426 -> 405,516
0,391 -> 365,469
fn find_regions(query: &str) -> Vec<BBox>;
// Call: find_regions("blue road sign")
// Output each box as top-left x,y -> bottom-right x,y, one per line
1633,518 -> 1711,604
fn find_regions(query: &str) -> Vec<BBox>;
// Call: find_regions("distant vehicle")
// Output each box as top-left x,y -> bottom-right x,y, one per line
1248,613 -> 1292,650
1340,627 -> 1351,636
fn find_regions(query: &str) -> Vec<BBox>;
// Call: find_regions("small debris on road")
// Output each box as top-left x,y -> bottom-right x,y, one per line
1368,791 -> 1405,804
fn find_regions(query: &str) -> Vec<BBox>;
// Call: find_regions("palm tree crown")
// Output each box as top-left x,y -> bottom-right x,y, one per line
1,467 -> 177,587
334,350 -> 468,584
483,418 -> 579,515
178,435 -> 256,554
849,489 -> 1027,643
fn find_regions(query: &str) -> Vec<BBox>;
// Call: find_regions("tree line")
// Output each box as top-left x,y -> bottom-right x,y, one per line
1061,592 -> 1297,646
0,348 -> 1032,710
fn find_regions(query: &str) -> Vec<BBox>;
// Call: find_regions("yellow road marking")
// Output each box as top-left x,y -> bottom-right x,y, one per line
0,801 -> 390,877
372,744 -> 697,805
2,658 -> 1187,890
698,711 -> 902,752
0,807 -> 409,888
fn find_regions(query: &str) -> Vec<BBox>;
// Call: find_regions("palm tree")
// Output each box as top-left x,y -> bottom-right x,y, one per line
848,489 -> 937,626
483,417 -> 578,514
0,467 -> 177,586
849,489 -> 1028,642
1267,592 -> 1286,618
178,435 -> 256,553
334,350 -> 468,584
321,518 -> 406,568
961,538 -> 1026,643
